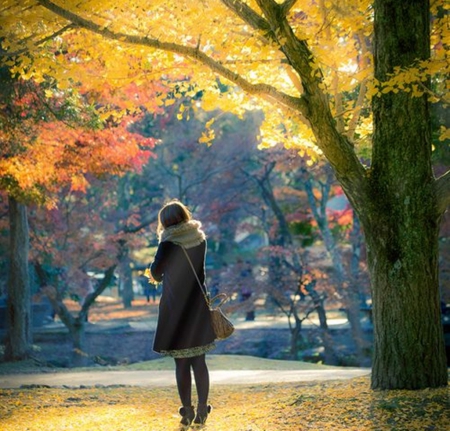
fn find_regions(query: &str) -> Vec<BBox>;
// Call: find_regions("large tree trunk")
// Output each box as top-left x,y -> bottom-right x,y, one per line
366,0 -> 447,389
4,196 -> 32,361
366,218 -> 446,389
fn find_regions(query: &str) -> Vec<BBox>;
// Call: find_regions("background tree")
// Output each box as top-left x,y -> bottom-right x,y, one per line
137,102 -> 369,365
238,149 -> 369,365
247,157 -> 339,364
298,162 -> 368,365
0,73 -> 156,361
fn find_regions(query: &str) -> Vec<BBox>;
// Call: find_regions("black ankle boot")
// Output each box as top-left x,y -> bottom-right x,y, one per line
179,405 -> 195,427
193,404 -> 212,425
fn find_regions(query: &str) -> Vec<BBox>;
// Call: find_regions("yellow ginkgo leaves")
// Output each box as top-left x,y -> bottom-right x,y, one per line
0,376 -> 448,431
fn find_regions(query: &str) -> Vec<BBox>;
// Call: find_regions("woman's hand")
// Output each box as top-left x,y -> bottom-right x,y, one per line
144,267 -> 158,284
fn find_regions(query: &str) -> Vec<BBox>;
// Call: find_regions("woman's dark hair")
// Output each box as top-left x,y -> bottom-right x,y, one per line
157,200 -> 192,235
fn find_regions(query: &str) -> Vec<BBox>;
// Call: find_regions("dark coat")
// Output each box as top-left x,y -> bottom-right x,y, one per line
150,240 -> 215,353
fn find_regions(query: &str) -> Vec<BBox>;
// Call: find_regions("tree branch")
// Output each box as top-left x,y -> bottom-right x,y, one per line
121,213 -> 156,234
36,0 -> 307,115
0,25 -> 74,57
435,170 -> 450,216
36,0 -> 368,211
42,285 -> 75,329
252,0 -> 368,212
220,0 -> 272,33
280,0 -> 298,17
80,264 -> 117,318
345,31 -> 371,141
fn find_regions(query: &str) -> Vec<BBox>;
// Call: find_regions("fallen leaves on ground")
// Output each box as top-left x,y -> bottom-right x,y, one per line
63,297 -> 156,322
0,376 -> 448,430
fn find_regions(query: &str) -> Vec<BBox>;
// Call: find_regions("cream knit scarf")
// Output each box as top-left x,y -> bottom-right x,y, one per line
159,220 -> 206,249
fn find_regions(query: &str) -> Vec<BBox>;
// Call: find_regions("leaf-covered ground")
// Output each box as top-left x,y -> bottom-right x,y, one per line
2,299 -> 448,429
1,376 -> 448,431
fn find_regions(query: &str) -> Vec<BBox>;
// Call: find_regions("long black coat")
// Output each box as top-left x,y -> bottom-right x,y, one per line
150,240 -> 215,353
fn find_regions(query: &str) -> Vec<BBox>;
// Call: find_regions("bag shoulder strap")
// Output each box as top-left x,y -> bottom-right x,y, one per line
181,246 -> 211,307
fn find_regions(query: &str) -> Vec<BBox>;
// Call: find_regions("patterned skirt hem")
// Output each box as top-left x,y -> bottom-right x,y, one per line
160,342 -> 216,358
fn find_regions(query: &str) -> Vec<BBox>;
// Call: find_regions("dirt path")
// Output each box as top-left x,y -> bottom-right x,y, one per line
0,368 -> 370,388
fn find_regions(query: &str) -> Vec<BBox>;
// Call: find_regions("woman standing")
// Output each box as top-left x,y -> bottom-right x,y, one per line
148,200 -> 215,427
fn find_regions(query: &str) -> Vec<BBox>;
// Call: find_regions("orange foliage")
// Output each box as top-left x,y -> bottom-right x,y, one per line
0,79 -> 157,204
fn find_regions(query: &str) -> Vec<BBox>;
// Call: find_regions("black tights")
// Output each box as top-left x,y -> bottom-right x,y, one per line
175,354 -> 209,407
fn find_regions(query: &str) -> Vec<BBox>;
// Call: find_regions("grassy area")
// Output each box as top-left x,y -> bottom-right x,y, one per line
117,354 -> 336,371
0,354 -> 335,375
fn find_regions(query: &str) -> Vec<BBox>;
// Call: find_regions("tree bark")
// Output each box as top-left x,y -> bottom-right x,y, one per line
118,241 -> 134,309
304,281 -> 338,365
4,195 -> 32,361
366,0 -> 447,389
70,320 -> 89,367
289,312 -> 303,359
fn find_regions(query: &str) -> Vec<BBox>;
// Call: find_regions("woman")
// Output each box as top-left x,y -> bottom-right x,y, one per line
148,200 -> 215,427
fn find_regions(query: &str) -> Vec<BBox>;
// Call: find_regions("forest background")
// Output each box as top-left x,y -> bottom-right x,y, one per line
0,0 -> 449,393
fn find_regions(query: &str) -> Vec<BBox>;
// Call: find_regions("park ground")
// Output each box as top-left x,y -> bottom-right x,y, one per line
0,372 -> 449,430
0,297 -> 449,430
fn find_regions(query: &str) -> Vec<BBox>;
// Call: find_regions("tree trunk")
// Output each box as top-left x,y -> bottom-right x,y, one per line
42,265 -> 116,367
349,214 -> 367,307
367,0 -> 447,389
70,319 -> 88,367
119,241 -> 134,309
289,313 -> 303,359
342,284 -> 367,365
4,196 -> 32,361
305,283 -> 338,365
41,287 -> 87,367
366,215 -> 447,388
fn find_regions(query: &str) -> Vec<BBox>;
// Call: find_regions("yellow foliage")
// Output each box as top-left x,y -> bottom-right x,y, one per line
0,0 -> 448,152
0,376 -> 448,430
439,126 -> 450,142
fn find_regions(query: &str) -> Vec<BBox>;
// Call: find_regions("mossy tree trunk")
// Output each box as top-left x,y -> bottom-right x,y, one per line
362,0 -> 447,389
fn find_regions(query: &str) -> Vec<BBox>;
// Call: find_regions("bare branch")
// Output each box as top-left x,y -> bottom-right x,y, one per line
121,212 -> 158,234
345,31 -> 371,141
